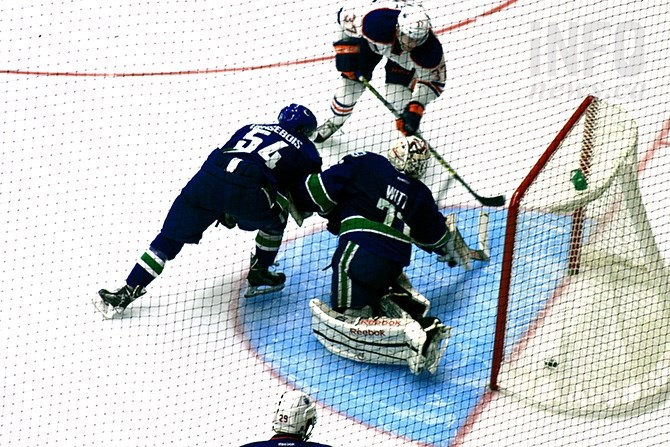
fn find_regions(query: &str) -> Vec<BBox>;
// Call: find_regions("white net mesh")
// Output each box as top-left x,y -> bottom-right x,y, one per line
499,98 -> 670,416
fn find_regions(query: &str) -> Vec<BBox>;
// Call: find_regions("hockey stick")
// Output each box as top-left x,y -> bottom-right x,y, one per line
472,211 -> 491,262
358,76 -> 506,208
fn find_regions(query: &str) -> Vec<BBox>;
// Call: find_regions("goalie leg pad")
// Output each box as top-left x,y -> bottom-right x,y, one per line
310,299 -> 421,366
386,272 -> 431,318
476,211 -> 491,261
422,321 -> 451,375
310,299 -> 451,374
380,292 -> 430,321
407,317 -> 452,375
404,320 -> 428,374
379,293 -> 413,319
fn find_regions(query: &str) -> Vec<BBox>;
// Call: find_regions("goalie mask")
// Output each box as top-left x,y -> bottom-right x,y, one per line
278,103 -> 318,138
396,4 -> 431,51
272,390 -> 317,440
388,135 -> 431,179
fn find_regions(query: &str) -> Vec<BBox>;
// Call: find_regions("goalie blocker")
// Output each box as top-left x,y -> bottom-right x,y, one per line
309,275 -> 452,375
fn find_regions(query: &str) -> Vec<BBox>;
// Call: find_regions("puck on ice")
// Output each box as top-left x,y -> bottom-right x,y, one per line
544,358 -> 558,369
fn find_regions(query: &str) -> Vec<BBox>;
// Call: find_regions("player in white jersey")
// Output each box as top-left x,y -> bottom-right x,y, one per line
239,391 -> 332,447
314,1 -> 446,143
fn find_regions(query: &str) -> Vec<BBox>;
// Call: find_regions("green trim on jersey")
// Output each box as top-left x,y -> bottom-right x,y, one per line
306,174 -> 337,213
339,216 -> 411,243
414,228 -> 451,250
274,192 -> 290,213
337,241 -> 358,309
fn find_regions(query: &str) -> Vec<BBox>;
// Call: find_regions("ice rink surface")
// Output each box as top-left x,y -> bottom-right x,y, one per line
1,0 -> 670,446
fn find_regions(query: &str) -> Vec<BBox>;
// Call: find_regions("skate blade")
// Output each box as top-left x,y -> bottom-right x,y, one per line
92,295 -> 118,320
244,283 -> 285,298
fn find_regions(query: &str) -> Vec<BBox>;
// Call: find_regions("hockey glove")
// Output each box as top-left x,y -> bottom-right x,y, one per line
215,213 -> 237,229
271,192 -> 290,225
436,238 -> 459,268
436,214 -> 473,270
396,101 -> 424,136
334,38 -> 361,81
323,211 -> 341,236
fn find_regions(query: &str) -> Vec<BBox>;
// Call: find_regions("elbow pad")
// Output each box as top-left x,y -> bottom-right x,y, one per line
334,38 -> 361,80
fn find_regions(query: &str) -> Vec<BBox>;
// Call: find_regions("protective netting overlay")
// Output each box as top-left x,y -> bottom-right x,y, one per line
498,98 -> 670,416
2,1 -> 670,446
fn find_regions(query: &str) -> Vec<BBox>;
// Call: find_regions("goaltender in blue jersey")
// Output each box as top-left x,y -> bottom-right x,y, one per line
292,135 -> 470,374
314,1 -> 446,142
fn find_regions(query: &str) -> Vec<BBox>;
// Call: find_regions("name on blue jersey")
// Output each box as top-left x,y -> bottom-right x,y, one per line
251,124 -> 302,149
386,185 -> 408,209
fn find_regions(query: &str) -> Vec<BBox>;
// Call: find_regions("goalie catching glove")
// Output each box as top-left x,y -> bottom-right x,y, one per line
436,213 -> 473,270
396,101 -> 424,136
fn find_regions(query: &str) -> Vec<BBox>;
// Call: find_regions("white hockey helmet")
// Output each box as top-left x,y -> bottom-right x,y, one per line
396,4 -> 432,50
388,135 -> 431,179
272,390 -> 317,440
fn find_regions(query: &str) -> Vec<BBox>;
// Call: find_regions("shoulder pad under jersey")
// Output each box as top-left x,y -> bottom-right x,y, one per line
410,32 -> 444,69
361,8 -> 400,44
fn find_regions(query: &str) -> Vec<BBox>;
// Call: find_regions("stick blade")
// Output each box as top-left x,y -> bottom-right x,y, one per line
476,194 -> 506,207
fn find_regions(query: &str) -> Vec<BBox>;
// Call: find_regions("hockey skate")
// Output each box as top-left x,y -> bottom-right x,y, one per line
245,256 -> 286,298
381,272 -> 431,319
93,284 -> 146,319
313,119 -> 343,143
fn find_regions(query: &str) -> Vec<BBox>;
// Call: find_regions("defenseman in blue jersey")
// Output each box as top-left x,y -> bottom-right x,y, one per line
94,104 -> 322,319
293,135 -> 466,374
239,391 -> 332,447
314,1 -> 446,142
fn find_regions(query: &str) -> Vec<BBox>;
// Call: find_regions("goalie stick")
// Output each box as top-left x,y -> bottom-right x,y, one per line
358,76 -> 506,208
469,211 -> 491,263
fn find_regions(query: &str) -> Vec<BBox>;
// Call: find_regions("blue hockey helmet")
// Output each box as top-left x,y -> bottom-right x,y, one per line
278,104 -> 318,138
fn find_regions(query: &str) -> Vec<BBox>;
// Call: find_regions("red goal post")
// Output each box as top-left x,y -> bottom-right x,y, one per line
489,95 -> 670,417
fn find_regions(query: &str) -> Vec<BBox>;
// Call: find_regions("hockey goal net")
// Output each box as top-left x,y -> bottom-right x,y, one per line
490,95 -> 670,416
